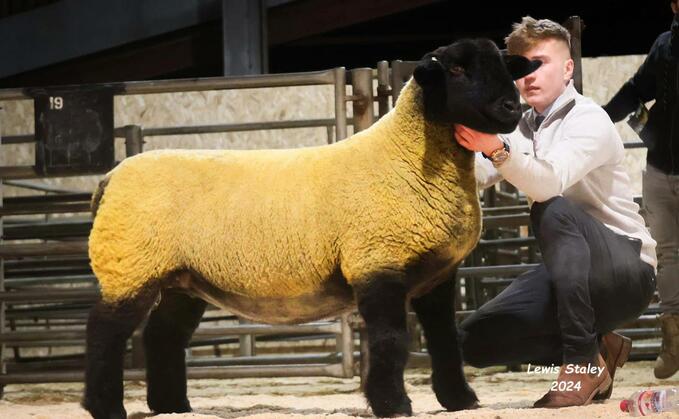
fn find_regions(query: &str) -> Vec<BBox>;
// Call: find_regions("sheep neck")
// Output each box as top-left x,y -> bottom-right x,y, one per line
378,80 -> 475,183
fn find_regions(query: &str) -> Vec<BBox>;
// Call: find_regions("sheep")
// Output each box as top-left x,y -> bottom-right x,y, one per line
82,38 -> 537,419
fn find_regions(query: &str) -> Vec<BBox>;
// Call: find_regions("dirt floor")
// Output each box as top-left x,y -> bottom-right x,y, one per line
2,361 -> 679,418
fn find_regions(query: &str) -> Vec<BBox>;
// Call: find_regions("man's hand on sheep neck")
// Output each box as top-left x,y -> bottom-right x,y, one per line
454,124 -> 504,156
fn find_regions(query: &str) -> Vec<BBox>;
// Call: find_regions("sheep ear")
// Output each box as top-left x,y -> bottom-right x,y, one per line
414,53 -> 445,86
501,51 -> 542,80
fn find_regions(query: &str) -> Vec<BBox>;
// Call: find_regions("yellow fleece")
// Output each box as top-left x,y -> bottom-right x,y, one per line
89,80 -> 482,303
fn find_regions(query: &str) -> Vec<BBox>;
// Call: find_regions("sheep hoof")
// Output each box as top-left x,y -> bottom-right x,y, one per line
81,400 -> 126,419
149,398 -> 192,414
369,394 -> 412,417
435,382 -> 479,411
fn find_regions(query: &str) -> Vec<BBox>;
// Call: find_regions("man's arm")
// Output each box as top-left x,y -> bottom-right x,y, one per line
475,153 -> 504,190
603,34 -> 663,122
498,106 -> 618,202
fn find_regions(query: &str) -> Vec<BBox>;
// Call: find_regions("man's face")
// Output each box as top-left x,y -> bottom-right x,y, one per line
515,38 -> 574,114
672,0 -> 678,14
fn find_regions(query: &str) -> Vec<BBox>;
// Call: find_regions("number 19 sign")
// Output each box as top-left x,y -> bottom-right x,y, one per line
28,85 -> 117,176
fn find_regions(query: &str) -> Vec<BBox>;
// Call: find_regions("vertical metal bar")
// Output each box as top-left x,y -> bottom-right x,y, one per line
325,125 -> 334,144
124,125 -> 144,157
238,318 -> 255,357
359,327 -> 369,390
259,0 -> 269,74
222,0 -> 265,75
481,187 -> 498,280
333,67 -> 347,141
339,314 -> 353,378
390,60 -> 405,103
0,127 -> 5,394
407,313 -> 421,352
130,320 -> 146,369
564,16 -> 584,94
349,68 -> 374,133
376,60 -> 391,117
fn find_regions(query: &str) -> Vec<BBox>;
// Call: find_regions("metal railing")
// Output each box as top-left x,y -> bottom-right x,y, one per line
0,68 -> 348,179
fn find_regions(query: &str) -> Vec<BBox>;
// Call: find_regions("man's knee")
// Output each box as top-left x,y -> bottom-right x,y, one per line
459,328 -> 491,368
459,318 -> 501,368
530,196 -> 570,221
530,196 -> 577,239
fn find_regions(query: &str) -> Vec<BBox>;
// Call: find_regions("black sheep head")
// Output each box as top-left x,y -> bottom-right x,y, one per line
413,39 -> 541,134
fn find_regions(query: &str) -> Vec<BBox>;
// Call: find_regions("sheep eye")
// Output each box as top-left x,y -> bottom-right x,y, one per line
449,66 -> 465,76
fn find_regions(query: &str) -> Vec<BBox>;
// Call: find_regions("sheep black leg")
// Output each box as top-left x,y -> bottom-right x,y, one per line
144,289 -> 207,414
356,275 -> 412,417
411,277 -> 479,411
83,287 -> 159,419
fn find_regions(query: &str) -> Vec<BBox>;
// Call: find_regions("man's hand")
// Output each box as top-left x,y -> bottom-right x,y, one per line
454,124 -> 504,156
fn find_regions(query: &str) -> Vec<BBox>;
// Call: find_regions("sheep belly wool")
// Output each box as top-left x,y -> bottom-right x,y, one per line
89,79 -> 482,304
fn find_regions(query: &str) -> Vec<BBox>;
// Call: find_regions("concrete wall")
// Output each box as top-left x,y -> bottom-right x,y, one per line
582,55 -> 648,195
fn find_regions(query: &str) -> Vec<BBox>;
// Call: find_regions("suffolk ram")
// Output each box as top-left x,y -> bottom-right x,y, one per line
82,38 -> 537,419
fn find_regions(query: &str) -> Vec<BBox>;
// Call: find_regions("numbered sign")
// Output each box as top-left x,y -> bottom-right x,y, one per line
29,85 -> 117,175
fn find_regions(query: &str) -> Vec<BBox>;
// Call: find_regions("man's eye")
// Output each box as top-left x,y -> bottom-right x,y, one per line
449,66 -> 465,76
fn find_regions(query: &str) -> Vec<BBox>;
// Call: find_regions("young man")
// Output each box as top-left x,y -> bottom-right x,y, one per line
455,17 -> 657,408
603,0 -> 679,380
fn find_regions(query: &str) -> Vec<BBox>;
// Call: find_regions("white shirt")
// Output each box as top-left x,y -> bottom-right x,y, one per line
476,81 -> 657,269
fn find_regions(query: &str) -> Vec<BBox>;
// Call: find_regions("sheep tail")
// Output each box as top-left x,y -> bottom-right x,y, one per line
91,174 -> 112,218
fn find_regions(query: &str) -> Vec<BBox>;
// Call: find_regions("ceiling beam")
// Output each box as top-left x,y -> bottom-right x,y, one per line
267,0 -> 442,46
0,0 -> 221,78
0,23 -> 222,88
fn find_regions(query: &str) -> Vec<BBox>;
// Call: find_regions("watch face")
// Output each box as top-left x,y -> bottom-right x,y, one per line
491,150 -> 509,163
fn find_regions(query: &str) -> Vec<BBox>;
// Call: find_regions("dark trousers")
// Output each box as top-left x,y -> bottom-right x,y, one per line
460,196 -> 656,366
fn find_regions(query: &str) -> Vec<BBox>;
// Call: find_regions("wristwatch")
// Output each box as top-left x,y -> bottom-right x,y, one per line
483,141 -> 511,167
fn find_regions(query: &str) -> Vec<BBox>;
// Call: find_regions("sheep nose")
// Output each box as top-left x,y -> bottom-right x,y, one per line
502,100 -> 520,113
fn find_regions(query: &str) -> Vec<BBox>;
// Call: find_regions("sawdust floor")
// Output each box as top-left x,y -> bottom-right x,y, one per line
2,361 -> 679,418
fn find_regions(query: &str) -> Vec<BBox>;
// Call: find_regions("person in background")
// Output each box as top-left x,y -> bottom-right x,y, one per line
603,0 -> 679,380
456,16 -> 657,408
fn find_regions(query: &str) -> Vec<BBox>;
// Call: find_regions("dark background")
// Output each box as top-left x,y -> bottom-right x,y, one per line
0,0 -> 674,88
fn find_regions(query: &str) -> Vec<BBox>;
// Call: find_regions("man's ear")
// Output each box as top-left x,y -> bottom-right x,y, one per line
502,52 -> 542,80
563,58 -> 574,82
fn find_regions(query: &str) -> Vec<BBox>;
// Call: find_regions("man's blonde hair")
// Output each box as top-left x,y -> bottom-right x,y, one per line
505,16 -> 571,55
